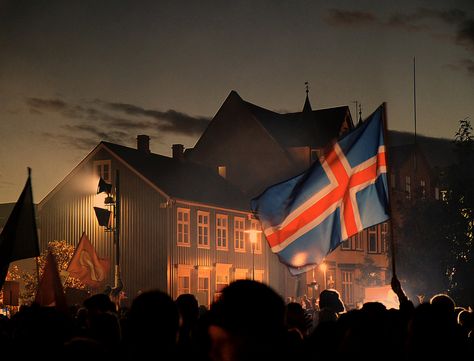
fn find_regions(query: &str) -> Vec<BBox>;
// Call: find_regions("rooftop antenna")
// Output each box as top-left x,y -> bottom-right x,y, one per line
413,57 -> 417,172
358,103 -> 362,124
351,100 -> 359,124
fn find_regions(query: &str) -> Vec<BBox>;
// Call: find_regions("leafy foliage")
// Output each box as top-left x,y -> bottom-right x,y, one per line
21,240 -> 86,303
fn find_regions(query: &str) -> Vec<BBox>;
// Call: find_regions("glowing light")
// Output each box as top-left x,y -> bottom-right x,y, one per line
319,262 -> 327,272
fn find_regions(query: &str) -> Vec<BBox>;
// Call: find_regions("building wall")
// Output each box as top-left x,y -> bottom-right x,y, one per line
38,148 -> 169,303
168,201 -> 268,307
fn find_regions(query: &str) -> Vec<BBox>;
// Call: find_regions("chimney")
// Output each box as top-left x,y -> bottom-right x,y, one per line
172,144 -> 184,160
137,135 -> 150,154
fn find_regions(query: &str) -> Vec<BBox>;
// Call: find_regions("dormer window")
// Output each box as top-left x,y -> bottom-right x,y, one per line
94,160 -> 111,183
218,166 -> 227,178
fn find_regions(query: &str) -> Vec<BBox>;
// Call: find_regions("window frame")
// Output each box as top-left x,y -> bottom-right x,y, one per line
177,208 -> 191,247
234,217 -> 246,253
197,211 -> 210,249
216,214 -> 228,250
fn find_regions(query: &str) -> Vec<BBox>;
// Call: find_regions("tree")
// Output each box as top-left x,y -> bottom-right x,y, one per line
356,256 -> 383,287
21,240 -> 86,303
446,118 -> 474,306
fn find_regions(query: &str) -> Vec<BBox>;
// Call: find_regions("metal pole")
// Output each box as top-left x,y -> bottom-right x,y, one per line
114,169 -> 121,290
252,241 -> 255,281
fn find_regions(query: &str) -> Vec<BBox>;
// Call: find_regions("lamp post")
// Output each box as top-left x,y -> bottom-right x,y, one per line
245,229 -> 261,281
319,262 -> 327,290
94,169 -> 123,295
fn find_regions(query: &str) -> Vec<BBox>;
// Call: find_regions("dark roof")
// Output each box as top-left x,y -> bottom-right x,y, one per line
388,131 -> 456,169
243,99 -> 351,148
102,142 -> 250,211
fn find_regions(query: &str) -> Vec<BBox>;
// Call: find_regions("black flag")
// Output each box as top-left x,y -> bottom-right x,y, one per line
0,168 -> 40,290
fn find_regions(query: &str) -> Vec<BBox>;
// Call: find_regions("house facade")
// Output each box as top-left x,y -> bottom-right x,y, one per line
38,139 -> 269,307
38,90 -> 434,308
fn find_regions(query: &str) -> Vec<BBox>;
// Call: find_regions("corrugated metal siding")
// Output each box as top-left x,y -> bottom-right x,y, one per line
39,151 -> 169,303
170,202 -> 269,299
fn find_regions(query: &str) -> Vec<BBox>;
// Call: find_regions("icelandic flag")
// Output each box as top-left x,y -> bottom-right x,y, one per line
251,105 -> 390,275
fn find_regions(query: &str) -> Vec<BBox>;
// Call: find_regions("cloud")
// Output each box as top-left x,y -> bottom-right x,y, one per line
101,101 -> 211,136
326,7 -> 474,75
457,19 -> 474,51
325,9 -> 377,26
26,97 -> 211,152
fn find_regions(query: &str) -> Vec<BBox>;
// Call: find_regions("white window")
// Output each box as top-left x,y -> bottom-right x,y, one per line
368,226 -> 378,253
216,214 -> 228,250
249,220 -> 262,254
197,268 -> 210,308
177,208 -> 190,246
405,176 -> 411,199
177,265 -> 191,297
234,217 -> 245,252
197,211 -> 210,248
215,264 -> 231,299
341,270 -> 354,306
94,160 -> 112,183
341,238 -> 351,250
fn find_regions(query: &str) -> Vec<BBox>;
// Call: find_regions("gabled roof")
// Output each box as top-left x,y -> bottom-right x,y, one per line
243,99 -> 351,148
102,142 -> 250,211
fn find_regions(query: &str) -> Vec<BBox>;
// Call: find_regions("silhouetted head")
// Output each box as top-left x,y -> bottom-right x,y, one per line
83,293 -> 116,315
208,280 -> 287,361
319,289 -> 345,314
127,289 -> 179,348
429,293 -> 455,316
176,293 -> 199,326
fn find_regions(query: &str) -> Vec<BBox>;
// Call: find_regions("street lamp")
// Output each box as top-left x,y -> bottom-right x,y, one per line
245,229 -> 261,281
94,169 -> 123,297
319,262 -> 327,290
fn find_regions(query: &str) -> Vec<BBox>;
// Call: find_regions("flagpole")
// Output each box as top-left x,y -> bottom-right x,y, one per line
381,103 -> 397,277
28,168 -> 41,286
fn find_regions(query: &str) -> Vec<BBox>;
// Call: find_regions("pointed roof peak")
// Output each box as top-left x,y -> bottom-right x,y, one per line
303,82 -> 312,113
303,94 -> 312,113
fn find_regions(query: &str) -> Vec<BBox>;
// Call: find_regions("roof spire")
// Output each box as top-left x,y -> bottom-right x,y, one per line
358,103 -> 362,124
303,81 -> 312,113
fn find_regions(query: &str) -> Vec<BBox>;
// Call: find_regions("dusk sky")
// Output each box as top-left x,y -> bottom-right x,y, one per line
1,0 -> 473,203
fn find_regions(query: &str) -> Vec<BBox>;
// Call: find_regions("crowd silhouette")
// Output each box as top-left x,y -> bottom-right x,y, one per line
0,277 -> 472,360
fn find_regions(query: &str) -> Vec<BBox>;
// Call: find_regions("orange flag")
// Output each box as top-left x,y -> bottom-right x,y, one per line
35,251 -> 67,311
67,232 -> 110,289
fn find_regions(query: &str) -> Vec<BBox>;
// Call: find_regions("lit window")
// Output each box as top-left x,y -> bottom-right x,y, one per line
218,166 -> 227,178
234,217 -> 245,252
254,270 -> 264,283
234,268 -> 248,281
341,270 -> 354,305
197,211 -> 210,248
197,268 -> 210,307
216,214 -> 228,250
177,265 -> 191,296
215,263 -> 231,300
177,208 -> 190,246
94,160 -> 111,183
